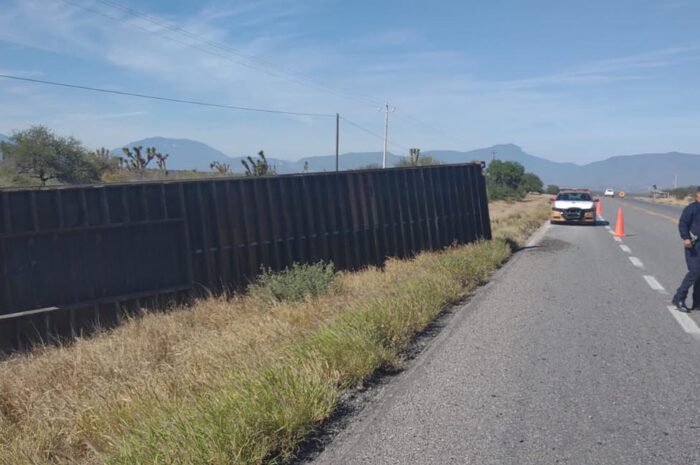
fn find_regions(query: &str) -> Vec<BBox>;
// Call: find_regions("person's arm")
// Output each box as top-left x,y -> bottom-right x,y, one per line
679,205 -> 694,247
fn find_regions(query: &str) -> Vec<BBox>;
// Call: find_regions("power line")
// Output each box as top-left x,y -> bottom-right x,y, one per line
0,74 -> 336,117
0,74 -> 412,155
56,0 -> 283,78
96,0 -> 375,103
394,108 -> 470,148
340,116 -> 409,153
54,0 -> 454,155
58,0 -> 382,108
340,117 -> 384,140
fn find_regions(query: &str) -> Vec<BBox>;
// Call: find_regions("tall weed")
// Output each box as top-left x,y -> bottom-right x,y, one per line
250,262 -> 337,305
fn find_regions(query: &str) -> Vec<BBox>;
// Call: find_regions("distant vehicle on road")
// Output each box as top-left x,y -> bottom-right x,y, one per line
604,189 -> 615,197
550,190 -> 598,225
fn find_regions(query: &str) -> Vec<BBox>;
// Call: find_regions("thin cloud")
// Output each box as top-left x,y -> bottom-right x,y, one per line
572,45 -> 700,74
1,0 -> 698,160
472,46 -> 700,92
657,0 -> 688,10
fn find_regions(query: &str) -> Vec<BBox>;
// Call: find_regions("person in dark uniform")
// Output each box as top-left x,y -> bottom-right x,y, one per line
672,186 -> 700,312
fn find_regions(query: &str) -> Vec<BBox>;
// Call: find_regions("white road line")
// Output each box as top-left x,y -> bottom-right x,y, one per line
608,230 -> 615,235
666,306 -> 700,335
629,257 -> 644,268
620,244 -> 631,253
643,275 -> 667,293
614,236 -> 622,242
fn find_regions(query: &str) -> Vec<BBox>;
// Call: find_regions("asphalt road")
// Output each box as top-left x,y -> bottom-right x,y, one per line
309,197 -> 700,465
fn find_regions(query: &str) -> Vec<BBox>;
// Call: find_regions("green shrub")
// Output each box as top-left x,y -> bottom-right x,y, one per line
546,185 -> 560,195
250,261 -> 337,304
487,182 -> 521,201
486,160 -> 543,200
521,172 -> 544,194
670,186 -> 697,200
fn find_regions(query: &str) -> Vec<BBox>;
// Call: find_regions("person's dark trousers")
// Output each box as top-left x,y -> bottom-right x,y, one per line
674,242 -> 700,307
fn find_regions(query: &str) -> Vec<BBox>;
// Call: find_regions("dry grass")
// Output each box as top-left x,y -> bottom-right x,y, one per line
646,196 -> 692,207
489,194 -> 549,240
0,197 -> 549,465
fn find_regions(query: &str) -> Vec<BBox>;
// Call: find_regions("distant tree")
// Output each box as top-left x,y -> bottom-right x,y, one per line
486,160 -> 544,200
670,185 -> 698,200
521,172 -> 544,193
396,148 -> 441,167
91,147 -> 111,160
486,160 -> 525,190
359,163 -> 381,170
120,146 -> 153,171
0,126 -> 105,186
151,147 -> 169,173
241,150 -> 276,176
210,160 -> 232,174
545,184 -> 560,195
89,147 -> 120,178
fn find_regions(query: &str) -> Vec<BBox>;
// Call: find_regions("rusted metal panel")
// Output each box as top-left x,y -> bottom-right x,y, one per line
264,178 -> 283,272
0,163 -> 490,351
223,180 -> 246,288
210,181 -> 228,291
475,167 -> 492,240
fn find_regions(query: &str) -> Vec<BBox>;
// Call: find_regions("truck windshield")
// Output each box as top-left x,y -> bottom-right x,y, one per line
557,193 -> 592,201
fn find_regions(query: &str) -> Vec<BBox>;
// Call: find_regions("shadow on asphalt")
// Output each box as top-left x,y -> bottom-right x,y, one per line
527,238 -> 571,255
513,245 -> 541,252
508,237 -> 570,255
550,221 -> 609,227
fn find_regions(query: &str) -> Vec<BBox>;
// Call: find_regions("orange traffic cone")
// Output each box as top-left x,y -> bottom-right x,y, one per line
614,208 -> 625,237
596,199 -> 603,217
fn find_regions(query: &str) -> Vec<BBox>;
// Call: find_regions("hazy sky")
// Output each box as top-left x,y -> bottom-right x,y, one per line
1,0 -> 699,163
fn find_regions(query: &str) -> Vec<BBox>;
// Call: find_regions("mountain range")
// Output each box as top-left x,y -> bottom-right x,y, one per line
1,132 -> 695,191
111,137 -> 699,192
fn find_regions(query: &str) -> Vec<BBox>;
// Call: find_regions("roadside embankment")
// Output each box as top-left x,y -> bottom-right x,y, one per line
642,196 -> 691,207
0,195 -> 549,465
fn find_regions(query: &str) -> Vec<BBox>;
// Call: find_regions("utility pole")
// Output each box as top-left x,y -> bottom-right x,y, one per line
674,173 -> 678,189
492,149 -> 496,162
335,113 -> 340,172
382,102 -> 395,168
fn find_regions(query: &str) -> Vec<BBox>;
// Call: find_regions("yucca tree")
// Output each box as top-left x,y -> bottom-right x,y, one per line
210,161 -> 232,174
241,150 -> 276,176
151,148 -> 169,173
92,147 -> 111,160
409,148 -> 421,166
121,146 -> 168,173
121,146 -> 153,171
